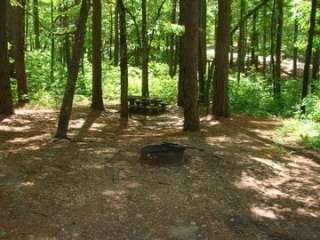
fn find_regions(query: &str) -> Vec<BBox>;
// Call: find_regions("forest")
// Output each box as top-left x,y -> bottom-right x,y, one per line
0,0 -> 320,239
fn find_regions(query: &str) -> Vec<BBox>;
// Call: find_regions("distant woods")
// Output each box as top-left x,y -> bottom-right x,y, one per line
0,0 -> 319,139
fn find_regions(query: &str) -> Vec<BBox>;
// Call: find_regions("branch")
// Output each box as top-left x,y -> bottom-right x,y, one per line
124,6 -> 142,47
149,0 -> 167,47
231,0 -> 271,36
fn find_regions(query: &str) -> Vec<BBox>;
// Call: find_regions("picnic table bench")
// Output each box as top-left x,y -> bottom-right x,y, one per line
128,96 -> 168,114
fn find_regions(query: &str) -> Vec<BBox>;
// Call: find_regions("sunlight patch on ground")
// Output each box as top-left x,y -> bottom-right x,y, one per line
205,136 -> 234,144
251,157 -> 285,172
18,181 -> 35,187
251,206 -> 278,220
6,133 -> 50,144
69,118 -> 86,129
0,125 -> 32,132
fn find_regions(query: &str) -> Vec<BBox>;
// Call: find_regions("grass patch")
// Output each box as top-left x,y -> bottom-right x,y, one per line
277,118 -> 320,149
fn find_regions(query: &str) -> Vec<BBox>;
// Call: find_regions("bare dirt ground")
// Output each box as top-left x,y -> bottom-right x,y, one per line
0,106 -> 319,240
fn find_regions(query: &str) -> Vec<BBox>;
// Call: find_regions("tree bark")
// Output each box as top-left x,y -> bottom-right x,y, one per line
169,0 -> 177,77
114,1 -> 119,66
0,0 -> 14,116
109,7 -> 113,61
212,0 -> 231,118
270,0 -> 276,80
301,0 -> 317,113
274,0 -> 283,99
198,0 -> 207,103
15,0 -> 29,103
92,0 -> 104,110
293,18 -> 298,78
311,48 -> 320,92
177,0 -> 185,106
141,0 -> 149,97
33,0 -> 40,49
251,10 -> 259,69
55,0 -> 90,139
262,4 -> 267,75
183,0 -> 200,132
118,0 -> 129,119
237,0 -> 246,83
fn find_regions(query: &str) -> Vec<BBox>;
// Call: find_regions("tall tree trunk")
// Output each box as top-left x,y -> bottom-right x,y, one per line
230,37 -> 234,69
311,48 -> 320,92
55,0 -> 90,139
177,0 -> 185,106
33,0 -> 40,49
0,0 -> 14,116
262,4 -> 267,75
213,0 -> 231,118
114,1 -> 119,66
50,0 -> 55,88
274,0 -> 283,99
15,0 -> 28,103
251,10 -> 259,69
141,0 -> 149,97
118,0 -> 129,119
109,7 -> 113,61
62,0 -> 71,69
169,0 -> 177,77
237,0 -> 246,83
183,0 -> 200,131
198,0 -> 207,103
270,0 -> 276,80
92,0 -> 104,110
301,0 -> 317,113
293,18 -> 298,77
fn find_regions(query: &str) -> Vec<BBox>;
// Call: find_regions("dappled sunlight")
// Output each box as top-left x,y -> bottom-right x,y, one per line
234,153 -> 320,220
17,181 -> 35,187
251,206 -> 279,220
1,107 -> 320,239
6,133 -> 50,144
0,125 -> 32,132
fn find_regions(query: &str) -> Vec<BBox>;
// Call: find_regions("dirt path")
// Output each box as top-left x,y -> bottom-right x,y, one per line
0,107 -> 319,240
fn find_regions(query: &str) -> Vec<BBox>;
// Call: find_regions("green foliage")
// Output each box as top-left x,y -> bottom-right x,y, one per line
303,94 -> 320,122
230,71 -> 301,117
277,119 -> 320,149
25,50 -> 178,106
0,229 -> 7,238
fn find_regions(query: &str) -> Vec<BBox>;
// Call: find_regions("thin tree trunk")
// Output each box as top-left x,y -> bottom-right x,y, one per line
55,0 -> 90,139
270,0 -> 276,80
251,11 -> 259,69
237,0 -> 246,83
33,0 -> 40,49
177,0 -> 185,106
293,18 -> 298,78
169,0 -> 177,77
50,0 -> 55,88
15,0 -> 28,103
213,0 -> 231,118
301,0 -> 317,113
92,0 -> 104,110
198,0 -> 207,103
0,0 -> 14,116
109,8 -> 113,61
114,1 -> 119,66
183,0 -> 200,131
274,0 -> 283,99
118,0 -> 129,119
141,0 -> 149,97
311,48 -> 320,92
262,4 -> 267,75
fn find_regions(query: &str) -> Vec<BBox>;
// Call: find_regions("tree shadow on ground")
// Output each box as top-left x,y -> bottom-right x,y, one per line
0,106 -> 319,240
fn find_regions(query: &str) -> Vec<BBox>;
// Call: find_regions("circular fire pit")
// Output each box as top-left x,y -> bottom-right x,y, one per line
140,143 -> 189,166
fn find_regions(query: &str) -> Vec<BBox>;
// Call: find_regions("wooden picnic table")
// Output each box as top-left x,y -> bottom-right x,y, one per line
128,96 -> 167,114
